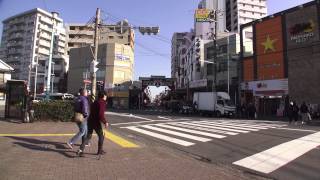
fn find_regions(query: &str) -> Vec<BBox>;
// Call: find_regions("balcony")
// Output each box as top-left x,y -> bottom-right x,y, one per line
8,49 -> 22,55
39,39 -> 51,48
38,47 -> 50,55
39,24 -> 53,33
39,33 -> 52,41
8,33 -> 24,40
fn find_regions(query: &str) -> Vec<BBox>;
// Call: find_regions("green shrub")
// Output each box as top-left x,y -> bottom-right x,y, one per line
33,100 -> 74,122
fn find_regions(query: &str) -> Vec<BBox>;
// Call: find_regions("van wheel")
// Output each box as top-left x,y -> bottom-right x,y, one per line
216,111 -> 221,118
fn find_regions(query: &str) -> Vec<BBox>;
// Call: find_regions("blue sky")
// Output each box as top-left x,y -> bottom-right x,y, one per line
0,0 -> 313,98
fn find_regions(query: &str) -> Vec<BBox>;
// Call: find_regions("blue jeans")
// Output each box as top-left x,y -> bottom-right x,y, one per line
69,120 -> 87,144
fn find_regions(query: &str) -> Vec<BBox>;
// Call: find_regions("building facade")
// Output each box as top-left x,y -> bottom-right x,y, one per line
226,0 -> 267,32
68,43 -> 134,94
66,21 -> 135,55
0,8 -> 68,93
240,0 -> 320,117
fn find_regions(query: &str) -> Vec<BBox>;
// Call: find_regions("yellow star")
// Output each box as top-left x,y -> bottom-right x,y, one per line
261,35 -> 277,53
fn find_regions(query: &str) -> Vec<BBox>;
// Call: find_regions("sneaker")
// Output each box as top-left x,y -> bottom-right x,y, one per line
77,149 -> 84,157
97,150 -> 106,155
85,143 -> 91,147
66,142 -> 73,149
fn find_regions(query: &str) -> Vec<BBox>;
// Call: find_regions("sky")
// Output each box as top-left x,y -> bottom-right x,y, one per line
0,0 -> 313,98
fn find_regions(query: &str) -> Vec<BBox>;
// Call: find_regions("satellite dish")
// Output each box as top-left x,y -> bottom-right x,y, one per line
116,20 -> 129,34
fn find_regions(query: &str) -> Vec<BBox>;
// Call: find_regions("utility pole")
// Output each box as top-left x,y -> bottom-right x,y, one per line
91,8 -> 100,98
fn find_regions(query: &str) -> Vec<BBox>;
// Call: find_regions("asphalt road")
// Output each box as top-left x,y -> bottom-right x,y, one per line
106,112 -> 320,180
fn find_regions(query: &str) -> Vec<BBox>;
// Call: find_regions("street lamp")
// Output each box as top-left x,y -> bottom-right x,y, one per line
224,29 -> 230,94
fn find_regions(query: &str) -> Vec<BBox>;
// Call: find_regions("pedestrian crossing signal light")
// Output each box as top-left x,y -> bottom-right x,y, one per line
90,60 -> 99,73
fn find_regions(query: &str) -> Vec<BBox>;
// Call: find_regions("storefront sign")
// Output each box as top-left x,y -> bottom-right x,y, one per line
195,9 -> 211,22
190,79 -> 207,88
115,54 -> 130,61
241,79 -> 288,96
286,5 -> 319,48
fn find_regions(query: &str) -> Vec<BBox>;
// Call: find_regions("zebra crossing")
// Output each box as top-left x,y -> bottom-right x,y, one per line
121,120 -> 287,147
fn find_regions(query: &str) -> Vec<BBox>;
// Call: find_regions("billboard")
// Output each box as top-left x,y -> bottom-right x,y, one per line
243,58 -> 254,82
195,9 -> 211,22
255,16 -> 284,80
286,5 -> 319,49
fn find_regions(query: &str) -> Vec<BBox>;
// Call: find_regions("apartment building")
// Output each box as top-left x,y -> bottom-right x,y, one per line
226,0 -> 267,32
0,8 -> 68,93
66,21 -> 135,54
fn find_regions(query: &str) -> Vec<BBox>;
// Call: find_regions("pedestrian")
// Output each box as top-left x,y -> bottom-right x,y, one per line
77,91 -> 108,157
300,102 -> 308,125
292,101 -> 299,125
248,103 -> 256,119
67,88 -> 89,149
287,101 -> 294,124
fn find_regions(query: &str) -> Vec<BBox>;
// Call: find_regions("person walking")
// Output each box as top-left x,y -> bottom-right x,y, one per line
300,102 -> 309,125
292,101 -> 299,125
77,91 -> 108,157
67,88 -> 89,149
287,101 -> 294,124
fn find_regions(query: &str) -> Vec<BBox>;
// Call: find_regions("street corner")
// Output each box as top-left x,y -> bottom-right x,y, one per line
104,129 -> 140,148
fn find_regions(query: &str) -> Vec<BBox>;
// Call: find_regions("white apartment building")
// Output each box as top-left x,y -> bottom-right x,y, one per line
226,0 -> 267,32
0,8 -> 68,93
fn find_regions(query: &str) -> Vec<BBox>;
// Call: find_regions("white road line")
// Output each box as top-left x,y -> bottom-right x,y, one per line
175,122 -> 249,133
233,131 -> 320,174
141,125 -> 211,142
184,122 -> 250,133
200,120 -> 280,129
197,121 -> 269,130
168,122 -> 239,135
106,112 -> 154,121
153,124 -> 226,139
125,126 -> 195,146
158,116 -> 172,120
113,121 -> 154,126
190,121 -> 254,132
176,118 -> 192,121
195,121 -> 264,131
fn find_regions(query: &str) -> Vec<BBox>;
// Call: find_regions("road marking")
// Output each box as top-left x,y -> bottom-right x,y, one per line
154,124 -> 226,139
275,127 -> 317,133
194,121 -> 262,131
0,133 -> 75,137
233,131 -> 320,174
141,125 -> 211,142
112,121 -> 153,126
104,130 -> 139,148
158,116 -> 172,120
169,122 -> 238,135
176,118 -> 191,121
175,121 -> 249,133
125,126 -> 195,146
199,121 -> 272,129
188,122 -> 250,133
106,112 -> 154,121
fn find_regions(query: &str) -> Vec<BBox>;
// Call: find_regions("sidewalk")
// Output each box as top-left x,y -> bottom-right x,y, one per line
0,120 -> 267,180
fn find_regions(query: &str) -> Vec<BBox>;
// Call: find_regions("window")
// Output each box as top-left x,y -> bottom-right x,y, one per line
217,100 -> 224,106
79,27 -> 84,30
69,35 -> 75,38
68,43 -> 74,47
109,36 -> 114,39
70,26 -> 75,30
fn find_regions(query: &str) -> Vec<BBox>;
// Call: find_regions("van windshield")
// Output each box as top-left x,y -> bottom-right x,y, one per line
225,100 -> 234,106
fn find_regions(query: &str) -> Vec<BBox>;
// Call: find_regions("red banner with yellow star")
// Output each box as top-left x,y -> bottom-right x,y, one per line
255,16 -> 284,80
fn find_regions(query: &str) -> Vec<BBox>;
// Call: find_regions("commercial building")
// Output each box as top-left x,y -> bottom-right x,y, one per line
0,8 -> 68,93
68,43 -> 134,94
240,0 -> 320,117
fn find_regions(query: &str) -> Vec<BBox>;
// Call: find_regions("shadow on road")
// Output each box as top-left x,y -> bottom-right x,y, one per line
7,136 -> 75,158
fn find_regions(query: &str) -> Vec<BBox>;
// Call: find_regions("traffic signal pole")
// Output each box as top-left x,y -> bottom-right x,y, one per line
91,8 -> 100,98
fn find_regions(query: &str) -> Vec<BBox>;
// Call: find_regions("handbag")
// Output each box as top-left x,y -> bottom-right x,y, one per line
74,112 -> 84,123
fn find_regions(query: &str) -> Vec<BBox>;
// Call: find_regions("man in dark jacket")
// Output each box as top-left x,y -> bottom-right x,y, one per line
78,91 -> 108,156
67,88 -> 89,149
300,102 -> 308,125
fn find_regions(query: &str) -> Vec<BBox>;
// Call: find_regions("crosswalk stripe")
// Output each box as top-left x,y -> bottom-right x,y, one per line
153,124 -> 226,139
179,122 -> 249,133
199,121 -> 270,129
193,121 -> 260,131
224,120 -> 286,127
141,125 -> 211,142
125,126 -> 195,146
171,122 -> 238,135
196,121 -> 267,131
233,131 -> 320,174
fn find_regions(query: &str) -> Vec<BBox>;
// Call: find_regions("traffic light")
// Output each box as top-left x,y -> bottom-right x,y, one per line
139,26 -> 160,35
90,60 -> 99,73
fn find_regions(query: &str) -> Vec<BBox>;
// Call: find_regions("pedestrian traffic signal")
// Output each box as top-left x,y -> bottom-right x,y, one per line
90,60 -> 99,73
